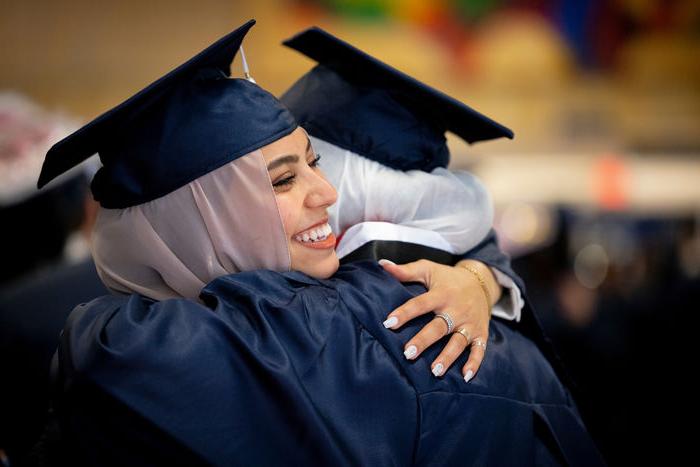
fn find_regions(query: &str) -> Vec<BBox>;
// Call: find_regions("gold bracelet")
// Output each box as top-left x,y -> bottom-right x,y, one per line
460,265 -> 492,316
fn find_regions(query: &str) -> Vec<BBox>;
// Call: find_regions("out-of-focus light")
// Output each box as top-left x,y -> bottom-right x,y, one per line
593,154 -> 629,211
502,203 -> 538,243
574,243 -> 610,289
497,202 -> 555,257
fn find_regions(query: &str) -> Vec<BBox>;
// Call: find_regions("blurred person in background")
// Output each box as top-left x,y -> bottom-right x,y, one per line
0,93 -> 107,463
0,93 -> 95,286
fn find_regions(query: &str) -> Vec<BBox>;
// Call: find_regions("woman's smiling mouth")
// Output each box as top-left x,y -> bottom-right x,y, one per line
294,222 -> 336,249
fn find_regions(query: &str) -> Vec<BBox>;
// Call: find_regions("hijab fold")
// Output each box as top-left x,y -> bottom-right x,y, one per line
92,150 -> 290,301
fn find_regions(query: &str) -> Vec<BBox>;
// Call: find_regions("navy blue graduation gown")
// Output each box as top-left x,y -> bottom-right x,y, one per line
55,261 -> 604,466
0,230 -> 530,464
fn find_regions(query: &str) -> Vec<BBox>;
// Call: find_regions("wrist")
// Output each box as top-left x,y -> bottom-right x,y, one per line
455,259 -> 502,306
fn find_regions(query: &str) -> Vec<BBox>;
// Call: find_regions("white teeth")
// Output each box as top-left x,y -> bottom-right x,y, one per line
295,223 -> 333,243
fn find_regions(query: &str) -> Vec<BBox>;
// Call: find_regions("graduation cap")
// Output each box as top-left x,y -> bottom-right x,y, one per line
38,19 -> 297,209
281,27 -> 513,172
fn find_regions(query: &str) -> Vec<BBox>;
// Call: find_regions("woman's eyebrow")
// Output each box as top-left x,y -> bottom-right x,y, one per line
267,154 -> 299,171
266,140 -> 312,171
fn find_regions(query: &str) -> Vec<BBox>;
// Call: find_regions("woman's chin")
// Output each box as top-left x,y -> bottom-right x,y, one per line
293,252 -> 340,279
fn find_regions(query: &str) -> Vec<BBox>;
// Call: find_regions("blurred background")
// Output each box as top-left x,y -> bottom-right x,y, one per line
1,0 -> 698,465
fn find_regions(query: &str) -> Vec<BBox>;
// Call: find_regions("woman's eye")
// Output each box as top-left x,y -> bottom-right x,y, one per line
309,153 -> 321,168
272,175 -> 295,189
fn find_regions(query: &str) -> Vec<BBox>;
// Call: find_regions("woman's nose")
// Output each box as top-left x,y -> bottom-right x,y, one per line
306,170 -> 338,208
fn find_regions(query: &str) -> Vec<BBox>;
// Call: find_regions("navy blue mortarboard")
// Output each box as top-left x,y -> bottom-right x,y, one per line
281,27 -> 513,172
38,19 -> 297,208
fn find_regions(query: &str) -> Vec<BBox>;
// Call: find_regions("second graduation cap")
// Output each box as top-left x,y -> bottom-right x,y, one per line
38,19 -> 297,209
281,27 -> 513,172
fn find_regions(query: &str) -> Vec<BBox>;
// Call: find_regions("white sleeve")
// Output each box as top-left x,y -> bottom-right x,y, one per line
315,136 -> 522,321
488,267 -> 524,322
314,137 -> 493,254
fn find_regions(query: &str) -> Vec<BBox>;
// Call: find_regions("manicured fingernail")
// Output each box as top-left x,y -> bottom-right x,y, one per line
464,369 -> 474,383
378,259 -> 396,267
432,363 -> 444,377
383,316 -> 398,329
404,345 -> 417,360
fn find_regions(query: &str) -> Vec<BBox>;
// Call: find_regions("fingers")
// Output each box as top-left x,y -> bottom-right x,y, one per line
402,316 -> 449,361
430,332 -> 470,377
379,257 -> 491,382
462,335 -> 488,383
379,258 -> 435,286
404,321 -> 489,384
383,292 -> 442,329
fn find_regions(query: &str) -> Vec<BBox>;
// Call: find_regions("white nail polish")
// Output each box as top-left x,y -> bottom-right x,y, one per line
432,363 -> 444,377
404,345 -> 417,360
383,316 -> 398,329
378,258 -> 396,267
464,369 -> 474,383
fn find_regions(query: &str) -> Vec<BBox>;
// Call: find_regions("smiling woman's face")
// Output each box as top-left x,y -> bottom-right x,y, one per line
260,127 -> 340,279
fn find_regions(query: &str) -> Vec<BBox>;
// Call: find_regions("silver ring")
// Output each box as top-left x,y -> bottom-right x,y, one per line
435,312 -> 454,334
471,338 -> 487,351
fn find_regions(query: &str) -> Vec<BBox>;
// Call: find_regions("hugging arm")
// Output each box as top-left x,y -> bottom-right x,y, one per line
380,233 -> 524,382
321,138 -> 525,381
315,136 -> 493,254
